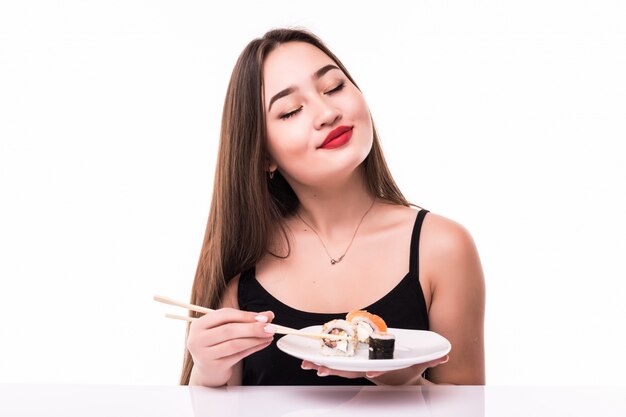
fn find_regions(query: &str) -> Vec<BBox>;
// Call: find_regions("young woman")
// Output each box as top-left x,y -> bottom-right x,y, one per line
181,28 -> 485,386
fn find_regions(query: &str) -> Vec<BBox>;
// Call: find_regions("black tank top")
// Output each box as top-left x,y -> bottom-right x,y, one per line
237,209 -> 430,385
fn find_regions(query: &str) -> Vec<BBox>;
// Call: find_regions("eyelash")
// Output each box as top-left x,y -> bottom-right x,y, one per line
279,82 -> 345,120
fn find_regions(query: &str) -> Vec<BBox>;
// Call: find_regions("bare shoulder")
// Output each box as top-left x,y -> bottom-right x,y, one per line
374,203 -> 477,258
373,200 -> 424,229
418,211 -> 485,309
420,212 -> 481,278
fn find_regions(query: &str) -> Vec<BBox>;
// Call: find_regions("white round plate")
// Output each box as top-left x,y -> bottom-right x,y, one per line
276,326 -> 451,372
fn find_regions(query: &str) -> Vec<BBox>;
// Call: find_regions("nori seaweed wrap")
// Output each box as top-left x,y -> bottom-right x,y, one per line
368,332 -> 395,359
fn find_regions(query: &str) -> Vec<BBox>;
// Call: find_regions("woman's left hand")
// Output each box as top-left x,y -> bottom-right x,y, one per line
300,355 -> 449,385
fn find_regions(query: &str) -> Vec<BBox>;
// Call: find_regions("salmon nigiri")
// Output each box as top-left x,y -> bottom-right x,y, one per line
345,310 -> 388,343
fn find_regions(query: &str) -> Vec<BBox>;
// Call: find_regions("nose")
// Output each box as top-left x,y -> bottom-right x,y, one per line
312,96 -> 341,129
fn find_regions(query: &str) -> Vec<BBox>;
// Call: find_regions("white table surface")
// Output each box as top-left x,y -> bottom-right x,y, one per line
1,384 -> 624,417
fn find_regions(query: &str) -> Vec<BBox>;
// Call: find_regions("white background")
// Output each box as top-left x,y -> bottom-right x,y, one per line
1,0 -> 625,386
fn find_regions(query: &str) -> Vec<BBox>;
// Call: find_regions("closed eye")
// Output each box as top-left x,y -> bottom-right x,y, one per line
279,82 -> 345,120
279,107 -> 302,120
325,81 -> 345,95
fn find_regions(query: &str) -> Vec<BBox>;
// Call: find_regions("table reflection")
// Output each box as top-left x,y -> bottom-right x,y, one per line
189,385 -> 485,417
2,384 -> 624,416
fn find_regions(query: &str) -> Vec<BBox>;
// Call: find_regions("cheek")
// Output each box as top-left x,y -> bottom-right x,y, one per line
347,94 -> 373,139
352,95 -> 371,122
339,88 -> 370,127
266,121 -> 310,162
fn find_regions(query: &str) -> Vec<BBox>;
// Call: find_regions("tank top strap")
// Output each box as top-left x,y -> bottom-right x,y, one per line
409,209 -> 429,276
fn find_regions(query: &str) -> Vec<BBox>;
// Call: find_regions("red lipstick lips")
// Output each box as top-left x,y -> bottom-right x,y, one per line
319,126 -> 353,149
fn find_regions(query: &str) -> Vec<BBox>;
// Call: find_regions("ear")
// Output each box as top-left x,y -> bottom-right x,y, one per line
266,159 -> 278,173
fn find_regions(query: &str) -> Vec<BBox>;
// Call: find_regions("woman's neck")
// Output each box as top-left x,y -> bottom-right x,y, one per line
291,170 -> 376,239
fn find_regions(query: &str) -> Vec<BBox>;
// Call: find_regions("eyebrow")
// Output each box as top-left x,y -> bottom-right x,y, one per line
267,64 -> 341,112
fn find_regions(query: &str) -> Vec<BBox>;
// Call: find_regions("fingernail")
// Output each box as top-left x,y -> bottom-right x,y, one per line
301,363 -> 311,370
255,315 -> 268,323
441,356 -> 449,364
317,370 -> 329,377
263,324 -> 276,334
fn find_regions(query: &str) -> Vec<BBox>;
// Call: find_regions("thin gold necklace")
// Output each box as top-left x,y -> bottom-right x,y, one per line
296,199 -> 376,265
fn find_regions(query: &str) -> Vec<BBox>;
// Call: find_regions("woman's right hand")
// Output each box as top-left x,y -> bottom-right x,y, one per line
186,307 -> 275,387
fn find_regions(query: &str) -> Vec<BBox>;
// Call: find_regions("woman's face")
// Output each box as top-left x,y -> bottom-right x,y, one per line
263,41 -> 373,188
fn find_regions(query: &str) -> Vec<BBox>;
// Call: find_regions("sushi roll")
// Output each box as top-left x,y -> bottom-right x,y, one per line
320,319 -> 358,356
346,310 -> 388,344
368,332 -> 395,359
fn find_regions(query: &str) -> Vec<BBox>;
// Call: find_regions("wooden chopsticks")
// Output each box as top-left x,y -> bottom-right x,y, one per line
153,295 -> 350,341
154,295 -> 214,314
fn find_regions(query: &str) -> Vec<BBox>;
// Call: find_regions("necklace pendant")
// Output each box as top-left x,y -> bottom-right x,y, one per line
297,199 -> 374,268
330,255 -> 345,265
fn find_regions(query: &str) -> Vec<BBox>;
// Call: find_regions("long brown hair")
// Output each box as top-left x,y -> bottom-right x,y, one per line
180,27 -> 411,385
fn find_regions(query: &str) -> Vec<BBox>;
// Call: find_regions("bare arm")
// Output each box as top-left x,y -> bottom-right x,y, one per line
421,213 -> 486,385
